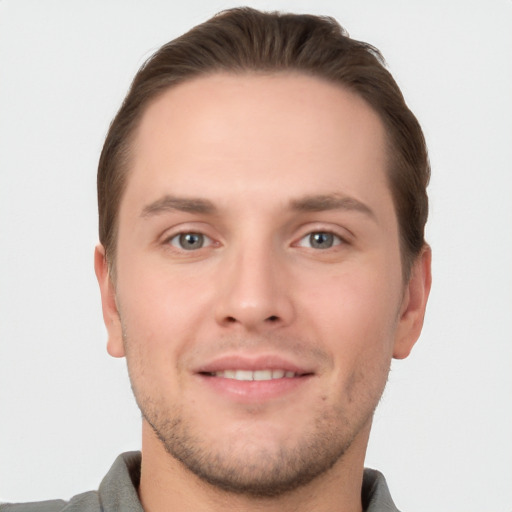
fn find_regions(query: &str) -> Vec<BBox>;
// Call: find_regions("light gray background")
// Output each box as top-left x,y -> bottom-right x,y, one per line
1,1 -> 511,510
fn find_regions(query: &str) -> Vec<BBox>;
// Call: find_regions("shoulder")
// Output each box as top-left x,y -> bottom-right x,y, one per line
0,491 -> 101,511
0,501 -> 68,512
0,452 -> 141,512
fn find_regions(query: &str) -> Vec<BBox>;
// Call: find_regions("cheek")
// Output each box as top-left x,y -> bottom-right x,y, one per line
118,258 -> 209,324
308,275 -> 397,410
299,266 -> 402,360
116,264 -> 216,375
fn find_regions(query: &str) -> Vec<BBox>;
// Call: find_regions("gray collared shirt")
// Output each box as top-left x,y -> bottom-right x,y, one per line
1,452 -> 400,511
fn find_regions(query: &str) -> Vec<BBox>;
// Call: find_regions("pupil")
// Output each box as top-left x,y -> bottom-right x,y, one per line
310,232 -> 333,249
180,233 -> 203,250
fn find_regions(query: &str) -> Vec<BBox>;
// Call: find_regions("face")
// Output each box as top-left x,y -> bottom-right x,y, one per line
96,73 -> 430,496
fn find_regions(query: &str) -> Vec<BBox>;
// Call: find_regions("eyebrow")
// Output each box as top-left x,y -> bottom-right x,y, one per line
140,193 -> 375,219
141,195 -> 217,217
290,194 -> 376,219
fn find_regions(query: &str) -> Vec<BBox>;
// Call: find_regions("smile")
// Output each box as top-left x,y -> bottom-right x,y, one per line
208,369 -> 298,380
197,360 -> 314,401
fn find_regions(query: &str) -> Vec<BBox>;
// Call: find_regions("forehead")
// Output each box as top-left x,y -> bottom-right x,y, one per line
124,72 -> 391,216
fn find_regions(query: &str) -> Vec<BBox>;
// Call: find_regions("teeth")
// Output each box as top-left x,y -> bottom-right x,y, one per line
213,369 -> 297,381
235,370 -> 253,381
253,370 -> 272,381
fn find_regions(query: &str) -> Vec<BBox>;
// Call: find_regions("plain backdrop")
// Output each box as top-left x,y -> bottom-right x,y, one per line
1,1 -> 511,510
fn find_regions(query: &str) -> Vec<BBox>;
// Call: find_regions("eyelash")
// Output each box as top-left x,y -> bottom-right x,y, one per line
164,230 -> 346,252
296,231 -> 345,250
166,232 -> 215,251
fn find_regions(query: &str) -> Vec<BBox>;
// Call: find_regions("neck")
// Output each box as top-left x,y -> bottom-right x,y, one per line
138,421 -> 369,512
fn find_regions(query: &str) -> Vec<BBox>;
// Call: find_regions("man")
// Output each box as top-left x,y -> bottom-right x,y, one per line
2,7 -> 431,512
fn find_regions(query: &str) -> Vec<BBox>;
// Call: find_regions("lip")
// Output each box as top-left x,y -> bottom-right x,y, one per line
194,353 -> 315,402
195,353 -> 314,375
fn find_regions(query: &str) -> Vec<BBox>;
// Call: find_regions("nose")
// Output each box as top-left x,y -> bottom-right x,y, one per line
214,243 -> 295,332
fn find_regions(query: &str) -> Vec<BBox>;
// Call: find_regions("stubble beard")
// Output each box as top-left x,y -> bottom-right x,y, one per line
122,326 -> 388,498
129,374 -> 383,498
138,398 -> 362,497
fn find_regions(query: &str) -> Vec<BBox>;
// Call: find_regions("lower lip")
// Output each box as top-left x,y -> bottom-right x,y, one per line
196,374 -> 312,402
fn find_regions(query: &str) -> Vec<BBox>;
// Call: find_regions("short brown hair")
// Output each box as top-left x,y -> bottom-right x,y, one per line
98,7 -> 429,279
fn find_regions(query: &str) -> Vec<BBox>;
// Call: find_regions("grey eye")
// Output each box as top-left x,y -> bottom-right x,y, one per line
170,232 -> 209,250
310,232 -> 334,249
298,232 -> 342,249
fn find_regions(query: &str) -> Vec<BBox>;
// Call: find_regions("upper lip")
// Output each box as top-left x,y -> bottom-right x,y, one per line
194,353 -> 315,376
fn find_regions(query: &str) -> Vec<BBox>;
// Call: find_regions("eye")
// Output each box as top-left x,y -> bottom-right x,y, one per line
297,231 -> 343,250
168,232 -> 212,251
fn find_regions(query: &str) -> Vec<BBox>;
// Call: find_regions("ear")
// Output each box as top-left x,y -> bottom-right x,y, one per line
94,244 -> 125,358
393,245 -> 432,359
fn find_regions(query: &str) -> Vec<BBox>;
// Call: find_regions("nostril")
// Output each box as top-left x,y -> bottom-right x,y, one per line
221,314 -> 281,326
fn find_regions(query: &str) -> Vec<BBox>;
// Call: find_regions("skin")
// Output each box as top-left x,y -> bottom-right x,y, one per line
95,73 -> 431,512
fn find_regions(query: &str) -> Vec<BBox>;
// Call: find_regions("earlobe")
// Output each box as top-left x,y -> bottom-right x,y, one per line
94,244 -> 125,358
393,245 -> 432,360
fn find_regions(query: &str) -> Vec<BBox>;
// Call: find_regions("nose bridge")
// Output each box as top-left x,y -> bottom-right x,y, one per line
215,234 -> 293,330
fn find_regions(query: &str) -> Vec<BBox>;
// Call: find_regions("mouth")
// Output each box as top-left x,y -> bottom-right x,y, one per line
201,369 -> 304,380
195,355 -> 314,402
196,353 -> 314,379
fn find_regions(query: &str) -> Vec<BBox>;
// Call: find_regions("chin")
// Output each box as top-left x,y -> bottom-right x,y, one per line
140,396 -> 373,498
